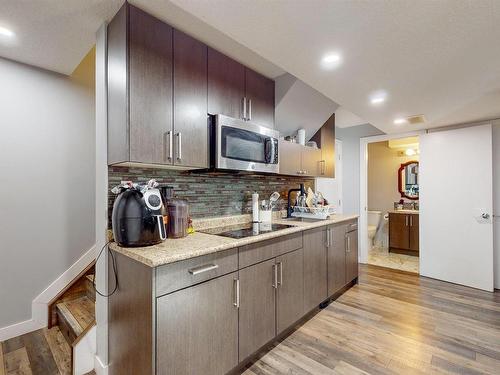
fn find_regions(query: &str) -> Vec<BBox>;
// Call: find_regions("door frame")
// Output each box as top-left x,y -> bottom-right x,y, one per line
358,131 -> 424,265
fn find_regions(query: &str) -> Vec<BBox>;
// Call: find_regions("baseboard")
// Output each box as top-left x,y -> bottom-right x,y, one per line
0,319 -> 44,342
94,354 -> 108,375
0,245 -> 96,341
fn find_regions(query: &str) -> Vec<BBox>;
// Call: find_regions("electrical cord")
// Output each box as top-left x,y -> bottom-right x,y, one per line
92,240 -> 119,297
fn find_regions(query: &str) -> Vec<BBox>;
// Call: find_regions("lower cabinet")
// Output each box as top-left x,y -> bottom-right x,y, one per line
276,248 -> 304,334
238,258 -> 276,361
345,226 -> 359,282
156,272 -> 238,375
389,213 -> 419,254
303,227 -> 328,311
328,224 -> 347,295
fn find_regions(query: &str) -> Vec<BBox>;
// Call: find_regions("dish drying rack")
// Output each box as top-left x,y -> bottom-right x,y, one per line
291,205 -> 335,220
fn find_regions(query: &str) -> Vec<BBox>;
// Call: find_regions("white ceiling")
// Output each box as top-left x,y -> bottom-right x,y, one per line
335,107 -> 367,129
166,0 -> 500,134
2,1 -> 499,134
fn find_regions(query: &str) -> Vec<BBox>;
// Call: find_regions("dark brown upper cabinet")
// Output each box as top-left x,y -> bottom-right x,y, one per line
107,4 -> 209,169
208,48 -> 245,121
245,68 -> 275,128
310,113 -> 336,178
173,30 -> 209,168
107,4 -> 173,166
208,48 -> 275,128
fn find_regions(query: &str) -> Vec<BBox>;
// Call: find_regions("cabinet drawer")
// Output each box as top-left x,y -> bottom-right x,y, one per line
155,248 -> 238,296
239,232 -> 303,268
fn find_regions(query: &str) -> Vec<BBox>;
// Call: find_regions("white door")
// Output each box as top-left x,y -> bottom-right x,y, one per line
316,139 -> 342,213
419,124 -> 494,291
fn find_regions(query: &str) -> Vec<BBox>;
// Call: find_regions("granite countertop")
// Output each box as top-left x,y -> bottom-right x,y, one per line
109,214 -> 359,267
388,209 -> 419,214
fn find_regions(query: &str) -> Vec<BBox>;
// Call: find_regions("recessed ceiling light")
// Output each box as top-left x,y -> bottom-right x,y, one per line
321,52 -> 342,69
394,118 -> 407,125
370,97 -> 385,105
0,26 -> 14,38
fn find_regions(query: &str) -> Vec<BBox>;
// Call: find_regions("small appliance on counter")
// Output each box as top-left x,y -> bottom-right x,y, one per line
111,180 -> 167,247
167,198 -> 189,238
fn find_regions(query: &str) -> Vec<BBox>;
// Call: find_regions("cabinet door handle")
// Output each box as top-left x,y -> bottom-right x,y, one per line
233,278 -> 240,308
278,261 -> 283,286
176,132 -> 182,161
188,263 -> 218,275
326,228 -> 331,248
405,215 -> 409,226
272,264 -> 278,289
242,97 -> 247,120
248,99 -> 252,121
346,235 -> 350,253
164,131 -> 173,161
320,160 -> 326,175
410,215 -> 413,226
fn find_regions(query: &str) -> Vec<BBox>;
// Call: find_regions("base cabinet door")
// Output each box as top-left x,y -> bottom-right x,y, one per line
389,213 -> 410,250
239,259 -> 276,361
328,224 -> 347,295
409,214 -> 419,252
303,227 -> 328,311
156,272 -> 238,375
276,248 -> 304,334
346,229 -> 359,282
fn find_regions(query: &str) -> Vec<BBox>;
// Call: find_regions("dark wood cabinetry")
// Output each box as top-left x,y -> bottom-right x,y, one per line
303,227 -> 328,311
108,4 -> 173,165
156,272 -> 238,375
208,48 -> 275,128
276,248 -> 304,334
245,68 -> 275,127
108,3 -> 275,169
173,30 -> 209,168
238,258 -> 276,361
389,213 -> 419,255
109,222 -> 357,375
207,48 -> 245,120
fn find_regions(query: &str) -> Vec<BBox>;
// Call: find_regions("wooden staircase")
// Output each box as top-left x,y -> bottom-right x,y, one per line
48,261 -> 96,374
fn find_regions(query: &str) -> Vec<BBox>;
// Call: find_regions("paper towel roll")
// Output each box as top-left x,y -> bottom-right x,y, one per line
297,129 -> 306,145
252,193 -> 259,223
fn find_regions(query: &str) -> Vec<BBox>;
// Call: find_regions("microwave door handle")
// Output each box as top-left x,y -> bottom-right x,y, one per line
264,138 -> 273,164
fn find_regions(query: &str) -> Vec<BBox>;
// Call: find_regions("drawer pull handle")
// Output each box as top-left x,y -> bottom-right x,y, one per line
233,279 -> 240,308
188,264 -> 219,276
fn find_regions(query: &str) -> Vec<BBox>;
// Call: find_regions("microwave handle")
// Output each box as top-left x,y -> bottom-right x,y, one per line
264,138 -> 275,164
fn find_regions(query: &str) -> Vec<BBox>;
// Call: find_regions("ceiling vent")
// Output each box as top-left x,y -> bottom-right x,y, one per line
406,114 -> 426,125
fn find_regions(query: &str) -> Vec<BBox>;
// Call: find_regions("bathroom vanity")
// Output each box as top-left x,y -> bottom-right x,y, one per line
389,211 -> 419,255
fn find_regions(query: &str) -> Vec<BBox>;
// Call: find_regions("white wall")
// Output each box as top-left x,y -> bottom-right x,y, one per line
336,124 -> 384,214
0,55 -> 95,328
493,121 -> 500,289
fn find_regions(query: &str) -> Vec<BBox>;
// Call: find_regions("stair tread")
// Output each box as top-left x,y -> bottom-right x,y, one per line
56,296 -> 95,338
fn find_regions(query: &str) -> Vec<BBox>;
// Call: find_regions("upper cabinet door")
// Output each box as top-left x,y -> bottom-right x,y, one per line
245,68 -> 275,128
279,140 -> 302,175
301,147 -> 322,176
128,5 -> 173,164
208,48 -> 245,119
173,30 -> 209,168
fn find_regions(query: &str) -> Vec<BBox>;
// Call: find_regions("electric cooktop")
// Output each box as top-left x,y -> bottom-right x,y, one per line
200,223 -> 294,239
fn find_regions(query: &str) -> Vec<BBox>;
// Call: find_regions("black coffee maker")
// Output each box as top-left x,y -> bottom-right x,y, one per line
112,188 -> 167,247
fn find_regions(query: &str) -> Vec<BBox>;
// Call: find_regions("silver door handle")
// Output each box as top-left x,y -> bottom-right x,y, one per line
278,261 -> 283,286
233,278 -> 240,308
176,132 -> 182,160
410,215 -> 413,226
272,264 -> 278,289
325,228 -> 329,247
346,235 -> 350,253
481,213 -> 490,219
405,215 -> 409,226
165,131 -> 173,160
320,160 -> 326,175
242,97 -> 247,120
188,263 -> 218,275
248,99 -> 252,121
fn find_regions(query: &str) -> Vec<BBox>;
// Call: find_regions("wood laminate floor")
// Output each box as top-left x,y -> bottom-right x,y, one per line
242,264 -> 500,375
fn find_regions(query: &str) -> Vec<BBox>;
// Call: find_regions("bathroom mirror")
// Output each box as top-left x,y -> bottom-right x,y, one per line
398,161 -> 419,200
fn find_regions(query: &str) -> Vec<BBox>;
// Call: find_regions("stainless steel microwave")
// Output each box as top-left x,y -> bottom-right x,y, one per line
212,114 -> 279,173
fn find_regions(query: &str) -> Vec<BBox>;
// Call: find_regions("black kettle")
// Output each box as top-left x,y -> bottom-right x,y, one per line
112,188 -> 167,247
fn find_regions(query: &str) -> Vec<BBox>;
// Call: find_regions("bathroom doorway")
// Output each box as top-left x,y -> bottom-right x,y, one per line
359,131 -> 423,273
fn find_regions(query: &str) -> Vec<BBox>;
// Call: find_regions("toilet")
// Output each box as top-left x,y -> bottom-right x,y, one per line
367,210 -> 382,251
